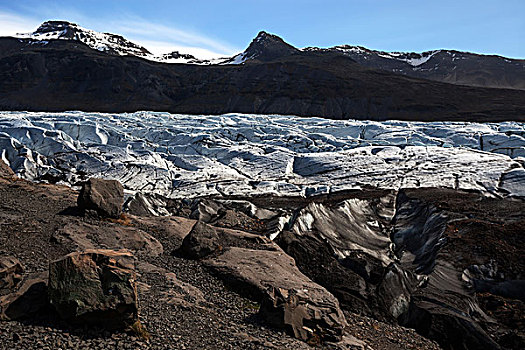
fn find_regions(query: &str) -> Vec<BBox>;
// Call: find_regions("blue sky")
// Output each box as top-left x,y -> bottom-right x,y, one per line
0,0 -> 523,59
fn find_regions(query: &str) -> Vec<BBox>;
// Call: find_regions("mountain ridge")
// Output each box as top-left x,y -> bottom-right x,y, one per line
9,20 -> 525,91
1,20 -> 524,122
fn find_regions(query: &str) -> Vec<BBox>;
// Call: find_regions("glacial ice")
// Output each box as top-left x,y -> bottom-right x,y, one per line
0,111 -> 523,199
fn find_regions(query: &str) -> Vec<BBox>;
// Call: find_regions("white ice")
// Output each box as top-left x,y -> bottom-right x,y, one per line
0,112 -> 523,199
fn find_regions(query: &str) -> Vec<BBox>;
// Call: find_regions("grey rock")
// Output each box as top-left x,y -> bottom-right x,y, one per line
180,221 -> 220,259
77,178 -> 124,218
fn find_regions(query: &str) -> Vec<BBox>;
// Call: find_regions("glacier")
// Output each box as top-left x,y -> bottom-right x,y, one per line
0,111 -> 524,199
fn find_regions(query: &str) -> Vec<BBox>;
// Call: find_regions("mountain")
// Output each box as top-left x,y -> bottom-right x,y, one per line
15,20 -> 211,64
16,21 -> 153,58
227,34 -> 525,91
1,22 -> 524,122
304,45 -> 525,90
222,31 -> 300,64
11,21 -> 525,90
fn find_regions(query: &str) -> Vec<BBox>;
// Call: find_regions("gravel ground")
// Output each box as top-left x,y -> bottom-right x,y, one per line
0,176 -> 441,349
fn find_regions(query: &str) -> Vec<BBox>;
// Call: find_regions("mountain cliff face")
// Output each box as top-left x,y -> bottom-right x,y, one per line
1,22 -> 524,121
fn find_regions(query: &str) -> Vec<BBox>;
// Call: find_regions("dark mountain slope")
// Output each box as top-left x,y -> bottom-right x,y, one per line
306,46 -> 525,91
0,38 -> 524,121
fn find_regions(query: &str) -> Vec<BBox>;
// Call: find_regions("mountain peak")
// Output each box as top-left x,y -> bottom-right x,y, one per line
36,20 -> 77,32
16,20 -> 152,57
225,30 -> 299,64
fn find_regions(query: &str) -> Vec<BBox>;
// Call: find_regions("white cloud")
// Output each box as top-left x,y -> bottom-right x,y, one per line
0,11 -> 41,36
0,10 -> 241,59
107,15 -> 240,57
135,39 -> 230,60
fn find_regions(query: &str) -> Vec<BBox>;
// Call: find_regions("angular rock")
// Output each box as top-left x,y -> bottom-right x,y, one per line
261,286 -> 346,342
0,271 -> 48,320
0,256 -> 24,291
204,247 -> 347,342
53,221 -> 163,257
180,221 -> 220,259
179,221 -> 275,259
48,249 -> 138,329
77,178 -> 124,218
129,215 -> 196,240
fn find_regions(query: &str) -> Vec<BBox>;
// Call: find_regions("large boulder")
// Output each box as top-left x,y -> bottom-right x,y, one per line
179,221 -> 275,259
53,221 -> 163,257
48,249 -> 138,329
0,256 -> 23,291
77,178 -> 124,218
204,247 -> 347,342
180,221 -> 220,259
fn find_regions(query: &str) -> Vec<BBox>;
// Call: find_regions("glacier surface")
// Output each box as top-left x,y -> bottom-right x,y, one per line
0,111 -> 523,199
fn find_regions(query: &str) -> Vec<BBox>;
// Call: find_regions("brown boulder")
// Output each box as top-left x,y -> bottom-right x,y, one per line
180,221 -> 275,259
204,247 -> 347,342
53,221 -> 163,256
0,256 -> 24,291
0,272 -> 48,320
180,221 -> 220,259
77,178 -> 124,218
48,249 -> 138,329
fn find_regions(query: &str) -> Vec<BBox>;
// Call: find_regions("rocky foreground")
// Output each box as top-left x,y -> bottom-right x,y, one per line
0,160 -> 523,349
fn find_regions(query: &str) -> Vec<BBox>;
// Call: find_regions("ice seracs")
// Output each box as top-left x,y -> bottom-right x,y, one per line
0,112 -> 523,200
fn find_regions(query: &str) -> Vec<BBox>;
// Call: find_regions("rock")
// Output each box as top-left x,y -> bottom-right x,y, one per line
260,286 -> 346,342
77,178 -> 124,218
179,221 -> 275,259
129,215 -> 196,239
53,221 -> 163,256
180,221 -> 220,259
125,192 -> 170,216
325,334 -> 370,350
204,247 -> 347,342
48,249 -> 138,329
0,271 -> 48,320
136,261 -> 207,309
0,256 -> 24,291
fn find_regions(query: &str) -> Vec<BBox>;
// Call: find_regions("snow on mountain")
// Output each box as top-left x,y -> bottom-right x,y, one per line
305,45 -> 441,67
14,21 -> 215,64
1,112 -> 523,200
304,44 -> 525,89
16,21 -> 153,57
